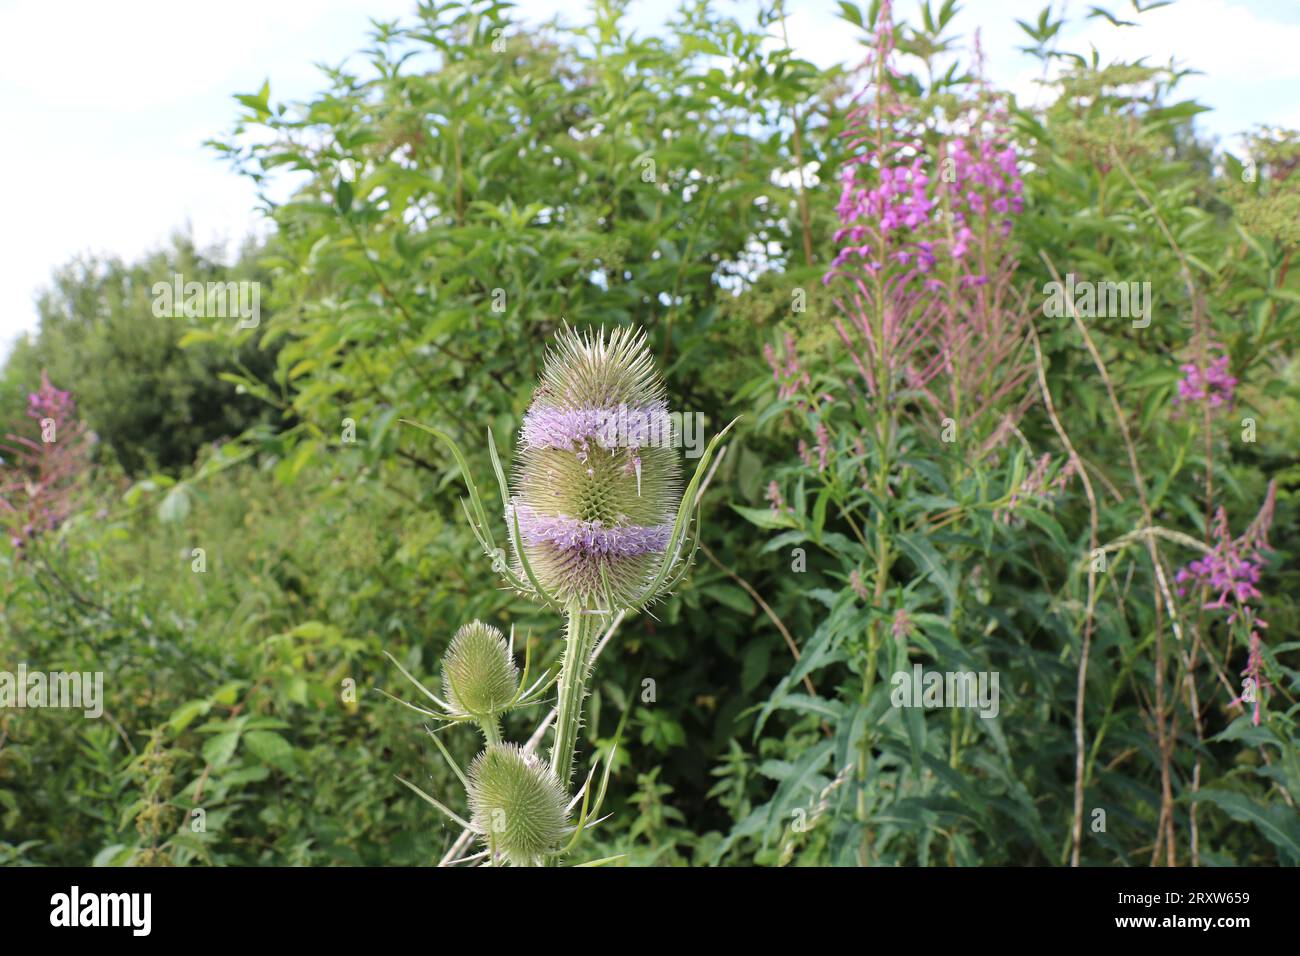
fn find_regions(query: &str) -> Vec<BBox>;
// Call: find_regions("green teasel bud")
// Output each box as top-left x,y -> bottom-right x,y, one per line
441,621 -> 519,721
468,743 -> 570,864
510,325 -> 683,610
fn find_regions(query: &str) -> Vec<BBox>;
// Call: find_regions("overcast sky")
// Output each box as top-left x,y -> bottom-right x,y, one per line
3,0 -> 1298,362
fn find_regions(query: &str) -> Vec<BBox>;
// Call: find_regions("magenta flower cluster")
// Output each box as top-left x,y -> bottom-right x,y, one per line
1175,484 -> 1276,724
27,377 -> 74,421
830,136 -> 1023,289
1174,497 -> 1272,612
1173,349 -> 1237,409
1175,515 -> 1263,608
1,370 -> 91,554
825,0 -> 1024,297
809,0 -> 1033,439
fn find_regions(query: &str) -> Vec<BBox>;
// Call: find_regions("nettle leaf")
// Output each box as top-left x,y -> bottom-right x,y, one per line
895,531 -> 957,613
168,699 -> 211,734
202,730 -> 241,769
776,694 -> 844,722
731,504 -> 797,530
1193,791 -> 1300,864
761,529 -> 809,553
811,486 -> 830,540
703,583 -> 755,615
1210,717 -> 1283,749
244,731 -> 296,771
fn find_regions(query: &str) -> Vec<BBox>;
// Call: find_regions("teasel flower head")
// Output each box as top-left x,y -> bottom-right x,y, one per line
440,620 -> 519,721
509,325 -> 684,611
468,743 -> 570,864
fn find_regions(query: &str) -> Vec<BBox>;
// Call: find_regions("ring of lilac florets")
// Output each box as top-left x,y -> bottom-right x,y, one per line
513,401 -> 674,560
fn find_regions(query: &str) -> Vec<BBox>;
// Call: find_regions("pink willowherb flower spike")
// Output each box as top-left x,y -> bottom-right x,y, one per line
1173,345 -> 1237,410
1,370 -> 93,555
1176,484 -> 1277,724
814,0 -> 1032,440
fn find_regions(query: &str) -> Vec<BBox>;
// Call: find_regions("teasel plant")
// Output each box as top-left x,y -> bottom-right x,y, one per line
383,324 -> 735,866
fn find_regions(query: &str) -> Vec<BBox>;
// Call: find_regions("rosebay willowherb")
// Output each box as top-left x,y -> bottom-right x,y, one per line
383,324 -> 734,866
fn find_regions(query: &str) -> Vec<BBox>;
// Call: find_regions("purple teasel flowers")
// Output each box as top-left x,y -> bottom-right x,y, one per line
400,325 -> 738,816
506,325 -> 728,613
501,324 -> 740,789
402,324 -> 732,619
519,401 -> 673,457
507,505 -> 672,558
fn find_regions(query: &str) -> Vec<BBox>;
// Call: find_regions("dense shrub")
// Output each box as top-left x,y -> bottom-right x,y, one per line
2,235 -> 280,476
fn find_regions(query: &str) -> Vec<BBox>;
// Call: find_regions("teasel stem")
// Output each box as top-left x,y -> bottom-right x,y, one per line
478,717 -> 502,746
551,601 -> 599,790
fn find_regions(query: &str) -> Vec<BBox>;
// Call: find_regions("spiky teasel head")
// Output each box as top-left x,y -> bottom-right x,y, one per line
510,325 -> 682,610
441,621 -> 518,720
468,743 -> 570,864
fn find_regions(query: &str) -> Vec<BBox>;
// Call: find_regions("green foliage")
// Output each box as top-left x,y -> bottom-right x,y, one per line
2,0 -> 1297,868
3,234 -> 279,476
721,2 -> 1300,867
1,456 -> 451,864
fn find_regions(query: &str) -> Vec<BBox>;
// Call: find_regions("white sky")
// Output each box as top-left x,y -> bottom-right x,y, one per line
2,0 -> 1298,362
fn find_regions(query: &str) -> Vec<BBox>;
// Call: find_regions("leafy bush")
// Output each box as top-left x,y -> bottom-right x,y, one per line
2,235 -> 280,476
